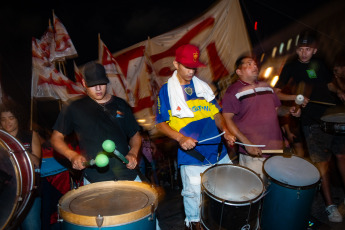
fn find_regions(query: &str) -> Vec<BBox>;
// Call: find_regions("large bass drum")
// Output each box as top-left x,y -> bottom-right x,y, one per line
201,164 -> 264,230
58,181 -> 158,229
0,130 -> 35,230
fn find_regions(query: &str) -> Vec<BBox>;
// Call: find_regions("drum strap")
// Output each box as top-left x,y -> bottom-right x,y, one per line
185,149 -> 205,162
92,100 -> 150,183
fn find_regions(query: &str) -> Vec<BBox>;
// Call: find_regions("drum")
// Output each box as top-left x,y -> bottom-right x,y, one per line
0,129 -> 35,229
201,164 -> 264,230
261,155 -> 320,230
320,105 -> 345,134
58,181 -> 158,229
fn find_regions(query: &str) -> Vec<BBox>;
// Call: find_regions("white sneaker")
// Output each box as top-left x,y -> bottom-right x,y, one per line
326,204 -> 343,222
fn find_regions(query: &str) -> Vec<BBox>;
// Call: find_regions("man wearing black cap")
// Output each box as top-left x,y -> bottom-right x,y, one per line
275,31 -> 345,223
155,44 -> 235,230
51,61 -> 141,183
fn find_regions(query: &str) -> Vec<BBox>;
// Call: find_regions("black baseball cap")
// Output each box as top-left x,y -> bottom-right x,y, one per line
298,31 -> 317,48
83,62 -> 109,87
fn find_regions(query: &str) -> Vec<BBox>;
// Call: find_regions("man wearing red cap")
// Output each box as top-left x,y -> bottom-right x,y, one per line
156,44 -> 235,229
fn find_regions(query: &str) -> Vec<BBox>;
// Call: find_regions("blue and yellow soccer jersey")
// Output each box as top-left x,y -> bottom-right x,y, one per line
156,81 -> 227,166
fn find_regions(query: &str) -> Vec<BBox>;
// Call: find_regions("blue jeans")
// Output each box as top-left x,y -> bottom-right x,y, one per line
20,197 -> 41,230
180,154 -> 231,226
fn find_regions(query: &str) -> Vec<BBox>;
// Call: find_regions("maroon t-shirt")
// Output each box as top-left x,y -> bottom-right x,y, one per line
222,80 -> 283,154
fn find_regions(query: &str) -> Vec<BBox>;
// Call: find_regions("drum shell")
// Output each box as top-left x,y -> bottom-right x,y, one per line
61,213 -> 157,230
58,181 -> 158,229
261,180 -> 318,230
320,105 -> 345,134
0,130 -> 34,230
200,164 -> 264,230
261,156 -> 320,230
320,122 -> 345,134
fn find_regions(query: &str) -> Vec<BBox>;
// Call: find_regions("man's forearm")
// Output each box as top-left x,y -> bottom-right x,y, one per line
128,131 -> 141,157
51,130 -> 78,161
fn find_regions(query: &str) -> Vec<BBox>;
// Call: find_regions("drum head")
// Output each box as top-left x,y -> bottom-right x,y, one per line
264,156 -> 320,187
201,164 -> 264,204
0,148 -> 19,228
321,105 -> 345,122
59,181 -> 158,227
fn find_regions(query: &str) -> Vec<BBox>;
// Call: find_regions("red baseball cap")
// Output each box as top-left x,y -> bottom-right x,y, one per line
175,44 -> 206,68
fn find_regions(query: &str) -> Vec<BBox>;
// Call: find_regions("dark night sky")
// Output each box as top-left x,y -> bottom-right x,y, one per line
0,0 -> 328,119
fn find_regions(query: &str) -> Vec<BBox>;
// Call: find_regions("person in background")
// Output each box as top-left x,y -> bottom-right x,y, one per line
275,31 -> 345,223
0,102 -> 41,230
155,44 -> 235,230
139,130 -> 159,186
333,52 -> 345,92
222,55 -> 300,180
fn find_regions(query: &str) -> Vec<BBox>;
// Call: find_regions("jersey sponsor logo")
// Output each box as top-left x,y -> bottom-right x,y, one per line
191,105 -> 211,112
306,69 -> 317,79
116,110 -> 124,118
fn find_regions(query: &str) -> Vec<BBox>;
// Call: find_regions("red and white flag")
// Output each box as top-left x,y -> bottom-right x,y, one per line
98,37 -> 128,101
32,25 -> 84,101
49,13 -> 78,63
73,61 -> 84,85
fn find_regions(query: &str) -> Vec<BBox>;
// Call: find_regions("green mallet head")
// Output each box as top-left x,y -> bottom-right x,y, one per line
95,153 -> 109,167
102,140 -> 116,153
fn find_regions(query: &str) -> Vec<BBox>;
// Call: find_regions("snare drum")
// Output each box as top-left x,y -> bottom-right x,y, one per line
320,105 -> 345,134
261,155 -> 320,230
201,164 -> 264,230
0,130 -> 35,229
58,181 -> 158,229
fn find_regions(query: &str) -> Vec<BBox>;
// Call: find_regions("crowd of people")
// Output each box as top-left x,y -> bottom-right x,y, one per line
1,30 -> 345,230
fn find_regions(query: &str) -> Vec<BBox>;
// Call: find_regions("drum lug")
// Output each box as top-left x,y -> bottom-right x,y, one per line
96,214 -> 104,228
57,204 -> 63,223
148,203 -> 155,221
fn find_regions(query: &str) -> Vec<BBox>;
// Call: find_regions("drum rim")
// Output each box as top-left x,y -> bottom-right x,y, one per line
263,155 -> 321,190
58,181 -> 158,227
201,164 -> 265,205
0,149 -> 21,229
0,130 -> 35,229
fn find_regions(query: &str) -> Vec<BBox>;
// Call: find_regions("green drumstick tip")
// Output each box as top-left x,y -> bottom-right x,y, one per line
95,153 -> 109,167
102,140 -> 116,152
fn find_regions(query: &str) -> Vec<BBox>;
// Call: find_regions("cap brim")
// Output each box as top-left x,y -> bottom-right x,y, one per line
180,62 -> 206,68
86,80 -> 109,87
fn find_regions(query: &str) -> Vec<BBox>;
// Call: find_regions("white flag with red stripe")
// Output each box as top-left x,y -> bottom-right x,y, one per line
32,25 -> 85,101
73,61 -> 84,85
98,37 -> 128,101
49,13 -> 78,63
104,0 -> 251,130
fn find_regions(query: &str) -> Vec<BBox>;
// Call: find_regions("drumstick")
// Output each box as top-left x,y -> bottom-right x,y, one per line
308,100 -> 336,106
102,140 -> 129,164
82,153 -> 109,167
261,148 -> 294,158
235,142 -> 266,148
261,149 -> 284,154
198,131 -> 225,143
295,95 -> 304,113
